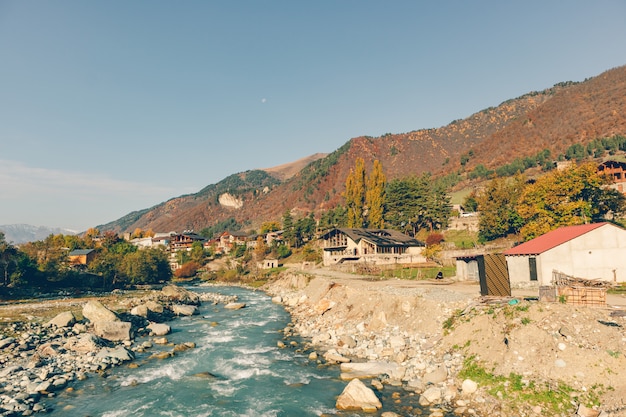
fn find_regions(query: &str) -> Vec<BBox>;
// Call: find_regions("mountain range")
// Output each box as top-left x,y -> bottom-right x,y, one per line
90,64 -> 625,234
0,224 -> 77,245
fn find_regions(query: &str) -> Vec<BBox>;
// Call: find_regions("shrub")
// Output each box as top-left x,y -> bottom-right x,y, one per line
425,232 -> 444,246
174,262 -> 201,278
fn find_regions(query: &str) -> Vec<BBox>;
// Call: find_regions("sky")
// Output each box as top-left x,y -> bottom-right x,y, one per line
1,1 -> 626,232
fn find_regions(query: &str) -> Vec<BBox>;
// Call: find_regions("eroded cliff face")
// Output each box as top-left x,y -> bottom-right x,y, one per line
218,193 -> 243,209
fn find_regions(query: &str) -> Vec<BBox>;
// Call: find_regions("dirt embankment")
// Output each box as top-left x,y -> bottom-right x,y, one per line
265,267 -> 626,416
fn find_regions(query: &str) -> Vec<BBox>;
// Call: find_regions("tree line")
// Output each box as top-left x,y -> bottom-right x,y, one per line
0,229 -> 172,291
317,158 -> 452,236
468,162 -> 625,242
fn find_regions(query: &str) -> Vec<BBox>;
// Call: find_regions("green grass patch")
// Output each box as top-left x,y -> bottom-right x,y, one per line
458,356 -> 603,415
444,229 -> 479,249
450,188 -> 472,205
608,283 -> 626,295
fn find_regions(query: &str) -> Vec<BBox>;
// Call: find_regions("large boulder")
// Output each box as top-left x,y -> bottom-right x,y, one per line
46,311 -> 76,328
83,301 -> 119,323
224,302 -> 246,310
96,346 -> 135,362
130,304 -> 149,317
147,322 -> 171,336
340,362 -> 406,381
145,300 -> 164,313
336,378 -> 382,412
423,365 -> 448,385
94,321 -> 132,341
161,285 -> 200,305
64,333 -> 103,353
171,304 -> 198,316
419,386 -> 442,406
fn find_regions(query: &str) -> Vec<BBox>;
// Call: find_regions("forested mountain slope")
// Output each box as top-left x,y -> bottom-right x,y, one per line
99,65 -> 626,234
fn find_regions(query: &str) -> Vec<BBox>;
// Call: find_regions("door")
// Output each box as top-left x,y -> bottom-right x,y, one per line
529,257 -> 538,281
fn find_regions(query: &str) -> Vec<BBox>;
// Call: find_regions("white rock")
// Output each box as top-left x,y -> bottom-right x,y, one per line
419,386 -> 441,405
147,323 -> 171,336
336,378 -> 382,412
461,379 -> 478,395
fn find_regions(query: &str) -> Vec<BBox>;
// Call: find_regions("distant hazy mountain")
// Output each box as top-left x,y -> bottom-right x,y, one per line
0,224 -> 78,244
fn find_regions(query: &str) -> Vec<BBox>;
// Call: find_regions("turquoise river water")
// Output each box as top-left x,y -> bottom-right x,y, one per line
45,286 -> 440,416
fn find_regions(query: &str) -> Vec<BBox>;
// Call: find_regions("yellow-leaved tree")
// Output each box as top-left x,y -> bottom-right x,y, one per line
344,158 -> 366,227
365,160 -> 386,228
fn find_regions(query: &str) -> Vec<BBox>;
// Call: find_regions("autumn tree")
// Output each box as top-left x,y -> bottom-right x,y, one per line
365,160 -> 386,228
254,235 -> 269,259
189,241 -> 206,264
260,221 -> 281,234
476,175 -> 526,242
516,163 -> 626,240
344,158 -> 366,227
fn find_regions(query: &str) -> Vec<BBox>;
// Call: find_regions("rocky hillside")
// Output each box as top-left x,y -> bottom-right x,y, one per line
99,65 -> 626,234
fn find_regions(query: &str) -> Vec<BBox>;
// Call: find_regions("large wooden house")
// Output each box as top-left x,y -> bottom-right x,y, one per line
319,228 -> 426,266
598,160 -> 626,193
68,249 -> 96,266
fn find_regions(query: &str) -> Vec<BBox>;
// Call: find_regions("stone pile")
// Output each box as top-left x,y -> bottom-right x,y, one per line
267,277 -> 491,416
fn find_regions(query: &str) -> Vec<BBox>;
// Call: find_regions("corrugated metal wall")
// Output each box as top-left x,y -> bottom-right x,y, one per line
478,254 -> 511,296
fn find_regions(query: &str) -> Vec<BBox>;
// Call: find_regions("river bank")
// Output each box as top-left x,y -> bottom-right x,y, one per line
0,285 -> 239,415
263,268 -> 626,417
1,274 -> 625,416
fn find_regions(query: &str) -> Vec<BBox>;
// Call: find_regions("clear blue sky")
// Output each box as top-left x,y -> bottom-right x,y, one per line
1,1 -> 625,232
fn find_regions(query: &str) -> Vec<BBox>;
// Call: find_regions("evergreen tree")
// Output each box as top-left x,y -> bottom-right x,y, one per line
384,174 -> 451,235
282,209 -> 294,245
476,175 -> 526,241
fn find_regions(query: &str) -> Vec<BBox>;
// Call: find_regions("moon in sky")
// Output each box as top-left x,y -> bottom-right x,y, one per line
261,98 -> 267,103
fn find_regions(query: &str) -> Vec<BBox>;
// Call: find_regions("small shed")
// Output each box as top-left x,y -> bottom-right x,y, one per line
259,259 -> 278,269
504,222 -> 626,287
455,253 -> 511,296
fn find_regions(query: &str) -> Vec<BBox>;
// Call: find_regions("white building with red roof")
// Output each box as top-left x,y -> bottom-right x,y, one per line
504,222 -> 626,286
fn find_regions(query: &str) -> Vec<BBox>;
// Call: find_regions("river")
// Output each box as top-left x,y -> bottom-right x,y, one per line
44,285 -> 432,416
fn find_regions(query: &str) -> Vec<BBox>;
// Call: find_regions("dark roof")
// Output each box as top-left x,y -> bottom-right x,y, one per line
321,228 -> 424,247
503,222 -> 613,256
68,249 -> 95,256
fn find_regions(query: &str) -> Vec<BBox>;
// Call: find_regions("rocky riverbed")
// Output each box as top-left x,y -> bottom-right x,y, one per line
1,275 -> 625,417
0,285 -> 238,416
263,270 -> 626,417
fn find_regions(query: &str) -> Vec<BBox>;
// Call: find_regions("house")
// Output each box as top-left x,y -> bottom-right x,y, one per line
598,160 -> 626,194
169,232 -> 207,252
68,249 -> 96,266
504,222 -> 626,287
217,231 -> 250,253
320,228 -> 426,266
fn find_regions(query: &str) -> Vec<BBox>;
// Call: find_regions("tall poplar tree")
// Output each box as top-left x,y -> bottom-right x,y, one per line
344,158 -> 366,227
365,160 -> 386,228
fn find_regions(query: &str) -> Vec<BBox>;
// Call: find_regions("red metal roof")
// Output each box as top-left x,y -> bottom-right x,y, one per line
503,222 -> 610,256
